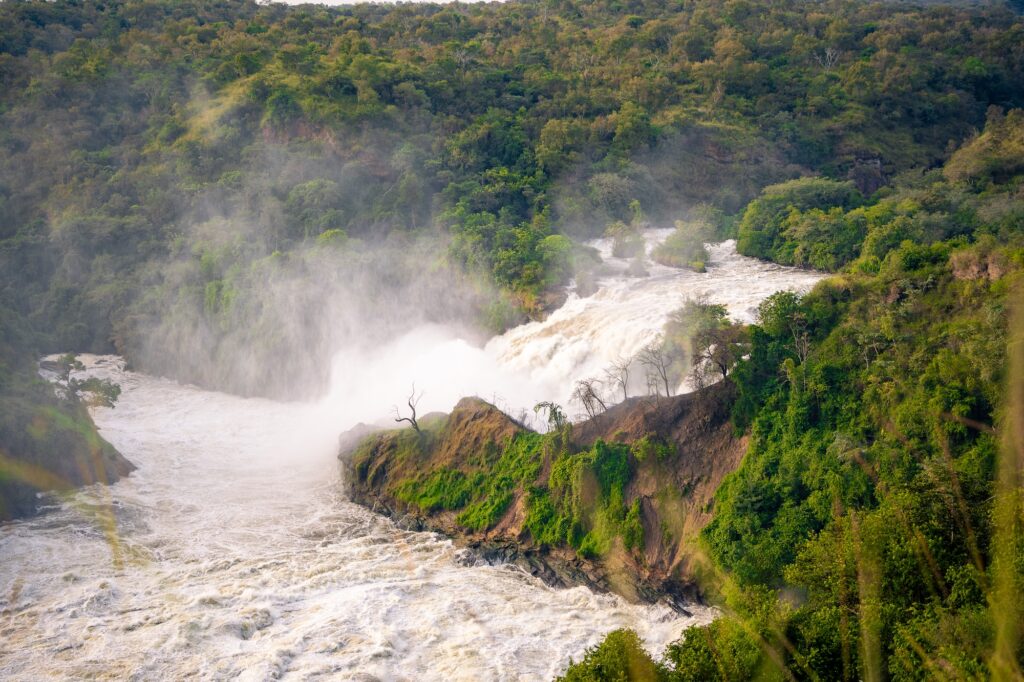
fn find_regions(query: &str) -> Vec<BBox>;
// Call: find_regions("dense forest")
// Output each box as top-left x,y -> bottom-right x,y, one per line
562,108 -> 1024,680
2,0 -> 1022,393
1,0 -> 1022,678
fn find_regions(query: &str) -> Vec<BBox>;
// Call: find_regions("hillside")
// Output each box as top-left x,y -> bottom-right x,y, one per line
0,1 -> 1021,677
561,108 -> 1024,680
343,382 -> 745,606
1,0 -> 1022,398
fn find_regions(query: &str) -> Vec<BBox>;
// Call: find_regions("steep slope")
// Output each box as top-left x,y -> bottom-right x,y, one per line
0,313 -> 133,520
562,108 -> 1024,681
342,382 -> 745,606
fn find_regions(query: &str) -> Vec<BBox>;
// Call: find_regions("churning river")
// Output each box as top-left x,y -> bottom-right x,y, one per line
0,237 -> 822,680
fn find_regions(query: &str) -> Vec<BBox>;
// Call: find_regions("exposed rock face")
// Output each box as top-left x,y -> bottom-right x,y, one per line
341,383 -> 746,607
949,248 -> 1010,281
570,381 -> 746,592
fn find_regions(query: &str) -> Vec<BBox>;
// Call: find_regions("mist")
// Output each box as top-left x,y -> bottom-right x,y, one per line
94,119 -> 827,435
314,236 -> 825,433
125,231 -> 500,401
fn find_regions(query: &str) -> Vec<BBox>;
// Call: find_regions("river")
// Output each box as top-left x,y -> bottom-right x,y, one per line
0,237 -> 822,680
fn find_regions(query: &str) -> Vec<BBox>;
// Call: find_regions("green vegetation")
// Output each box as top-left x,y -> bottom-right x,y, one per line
0,309 -> 131,519
356,405 -> 651,561
0,0 -> 1022,674
68,377 -> 122,408
736,177 -> 864,269
2,0 -> 1023,395
566,108 -> 1024,680
664,298 -> 748,388
557,629 -> 668,682
0,0 -> 1021,502
457,432 -> 544,531
533,439 -> 636,557
628,435 -> 673,464
362,422 -> 645,559
650,220 -> 713,271
606,220 -> 647,260
396,468 -> 474,513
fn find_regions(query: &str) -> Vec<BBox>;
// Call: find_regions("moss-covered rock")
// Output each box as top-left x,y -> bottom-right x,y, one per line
0,310 -> 134,520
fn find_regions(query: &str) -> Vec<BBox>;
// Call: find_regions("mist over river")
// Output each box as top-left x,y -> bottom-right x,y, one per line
0,237 -> 822,680
322,237 -> 824,425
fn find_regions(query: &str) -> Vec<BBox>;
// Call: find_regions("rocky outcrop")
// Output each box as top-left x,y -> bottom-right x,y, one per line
0,391 -> 134,521
1,337 -> 135,521
569,382 -> 747,592
341,382 -> 746,608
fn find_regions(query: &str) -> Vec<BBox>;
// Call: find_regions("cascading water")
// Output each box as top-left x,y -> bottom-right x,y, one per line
322,236 -> 823,424
0,234 -> 822,680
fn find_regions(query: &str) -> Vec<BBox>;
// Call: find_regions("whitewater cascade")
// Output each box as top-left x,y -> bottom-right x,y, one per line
0,234 -> 822,679
323,236 -> 823,425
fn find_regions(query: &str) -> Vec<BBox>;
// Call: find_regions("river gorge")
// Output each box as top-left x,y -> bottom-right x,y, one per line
1,237 -> 822,680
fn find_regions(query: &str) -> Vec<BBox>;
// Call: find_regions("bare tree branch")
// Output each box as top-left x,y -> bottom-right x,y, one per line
572,377 -> 608,419
814,46 -> 839,72
604,355 -> 632,402
393,383 -> 423,434
788,313 -> 811,364
637,340 -> 673,397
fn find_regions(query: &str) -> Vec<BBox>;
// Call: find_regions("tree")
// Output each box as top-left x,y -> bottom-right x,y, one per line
758,291 -> 811,363
671,298 -> 747,387
604,355 -> 632,402
534,401 -> 567,431
69,376 -> 122,407
650,220 -> 711,270
263,88 -> 301,128
538,234 -> 573,288
604,220 -> 644,259
393,383 -> 423,434
611,101 -> 655,154
637,340 -> 673,397
557,629 -> 667,681
54,352 -> 84,382
572,377 -> 608,418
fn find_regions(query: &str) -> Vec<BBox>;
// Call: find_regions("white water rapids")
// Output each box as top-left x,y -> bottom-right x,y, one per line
0,236 -> 822,680
323,237 -> 824,423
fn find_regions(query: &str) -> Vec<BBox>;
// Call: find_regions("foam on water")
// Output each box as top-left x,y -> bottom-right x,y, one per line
0,359 -> 704,680
0,236 -> 823,679
324,237 -> 823,422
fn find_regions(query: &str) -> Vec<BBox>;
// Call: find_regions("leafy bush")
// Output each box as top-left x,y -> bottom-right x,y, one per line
557,629 -> 667,682
650,220 -> 711,270
737,178 -> 863,269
